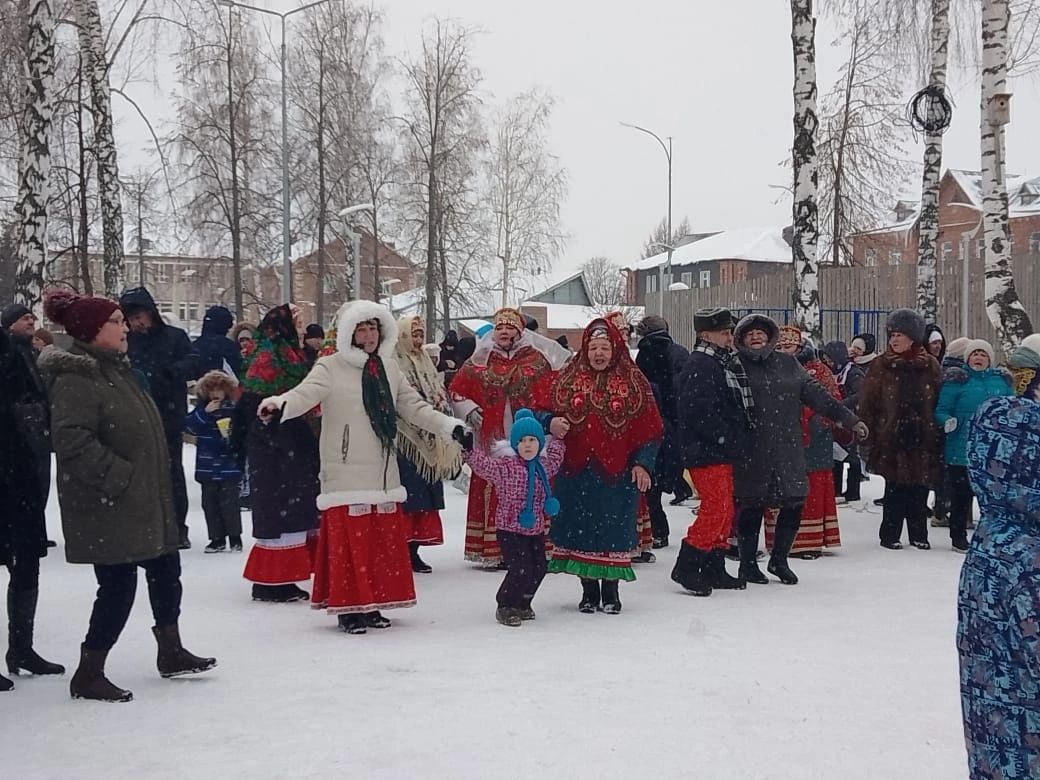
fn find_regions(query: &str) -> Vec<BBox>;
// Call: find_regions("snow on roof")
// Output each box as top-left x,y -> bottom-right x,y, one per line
521,302 -> 647,332
624,226 -> 792,272
458,318 -> 491,335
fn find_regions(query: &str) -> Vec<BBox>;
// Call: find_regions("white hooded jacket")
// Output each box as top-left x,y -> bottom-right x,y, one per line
265,300 -> 459,510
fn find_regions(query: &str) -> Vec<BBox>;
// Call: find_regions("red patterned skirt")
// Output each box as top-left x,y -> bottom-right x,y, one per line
763,470 -> 841,553
408,509 -> 444,546
464,473 -> 501,566
311,504 -> 417,615
635,494 -> 653,554
243,531 -> 317,585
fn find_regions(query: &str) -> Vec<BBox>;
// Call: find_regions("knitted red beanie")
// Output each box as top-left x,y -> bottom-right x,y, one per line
43,289 -> 119,343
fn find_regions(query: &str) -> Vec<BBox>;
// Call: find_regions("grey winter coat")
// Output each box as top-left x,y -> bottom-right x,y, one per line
39,343 -> 179,565
733,315 -> 859,505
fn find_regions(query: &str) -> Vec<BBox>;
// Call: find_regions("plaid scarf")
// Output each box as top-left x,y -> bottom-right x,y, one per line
694,339 -> 756,427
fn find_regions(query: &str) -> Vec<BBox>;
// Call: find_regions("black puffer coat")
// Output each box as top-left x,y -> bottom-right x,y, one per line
0,329 -> 48,565
194,305 -> 242,377
119,287 -> 201,435
732,315 -> 859,506
636,330 -> 689,489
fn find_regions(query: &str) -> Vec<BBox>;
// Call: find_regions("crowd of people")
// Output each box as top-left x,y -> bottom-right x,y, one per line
2,286 -> 1039,776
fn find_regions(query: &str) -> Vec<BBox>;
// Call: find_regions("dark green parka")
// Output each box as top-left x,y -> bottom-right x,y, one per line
39,342 -> 179,565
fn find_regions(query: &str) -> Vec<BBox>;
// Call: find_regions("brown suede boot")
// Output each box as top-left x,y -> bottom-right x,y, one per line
70,644 -> 132,702
152,625 -> 217,678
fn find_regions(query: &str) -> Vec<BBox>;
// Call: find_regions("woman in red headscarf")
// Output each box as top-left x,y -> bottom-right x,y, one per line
548,319 -> 663,614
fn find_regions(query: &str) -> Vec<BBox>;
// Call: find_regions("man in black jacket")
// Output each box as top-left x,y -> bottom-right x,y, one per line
194,305 -> 242,377
119,287 -> 200,549
669,308 -> 751,596
636,315 -> 691,549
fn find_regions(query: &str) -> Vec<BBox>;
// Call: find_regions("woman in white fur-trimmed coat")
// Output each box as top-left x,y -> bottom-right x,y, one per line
258,300 -> 467,634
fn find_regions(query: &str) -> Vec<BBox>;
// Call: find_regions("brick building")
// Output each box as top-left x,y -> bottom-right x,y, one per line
292,233 -> 419,326
850,169 -> 1040,268
623,225 -> 793,307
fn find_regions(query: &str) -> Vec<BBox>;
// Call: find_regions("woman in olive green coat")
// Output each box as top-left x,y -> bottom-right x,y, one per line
40,290 -> 216,702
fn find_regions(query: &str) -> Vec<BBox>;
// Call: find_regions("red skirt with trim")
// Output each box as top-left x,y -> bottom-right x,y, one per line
242,533 -> 317,585
311,505 -> 417,615
464,473 -> 501,565
763,470 -> 841,553
636,495 -> 653,553
408,509 -> 444,546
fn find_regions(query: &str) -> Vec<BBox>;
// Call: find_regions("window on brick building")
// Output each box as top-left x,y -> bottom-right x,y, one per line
865,248 -> 877,267
977,239 -> 986,260
1030,232 -> 1040,254
942,241 -> 953,264
889,250 -> 902,265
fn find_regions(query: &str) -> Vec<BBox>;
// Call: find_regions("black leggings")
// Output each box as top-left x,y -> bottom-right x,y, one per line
5,555 -> 41,594
879,484 -> 930,545
947,466 -> 974,545
84,553 -> 183,651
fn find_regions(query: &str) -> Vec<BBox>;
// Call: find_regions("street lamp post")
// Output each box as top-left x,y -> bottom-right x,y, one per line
380,277 -> 402,312
218,0 -> 334,305
620,121 -> 672,316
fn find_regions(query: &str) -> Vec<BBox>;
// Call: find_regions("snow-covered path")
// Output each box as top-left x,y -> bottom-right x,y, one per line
3,449 -> 967,778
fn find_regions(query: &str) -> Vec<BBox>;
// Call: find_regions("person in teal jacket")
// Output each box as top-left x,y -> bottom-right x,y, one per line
935,339 -> 1014,552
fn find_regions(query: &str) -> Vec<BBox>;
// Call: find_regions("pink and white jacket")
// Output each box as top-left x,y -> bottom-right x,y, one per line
464,438 -> 565,535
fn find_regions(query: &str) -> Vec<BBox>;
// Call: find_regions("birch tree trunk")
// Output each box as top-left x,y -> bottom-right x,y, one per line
980,0 -> 1034,350
14,0 -> 56,308
914,0 -> 951,322
791,0 -> 821,339
76,0 -> 124,296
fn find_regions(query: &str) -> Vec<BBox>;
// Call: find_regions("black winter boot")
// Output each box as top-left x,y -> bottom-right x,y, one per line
766,515 -> 800,585
670,542 -> 712,597
152,625 -> 217,678
737,535 -> 769,585
362,611 -> 392,629
706,549 -> 746,590
338,614 -> 367,634
6,588 -> 65,676
578,578 -> 600,613
409,541 -> 433,574
600,580 -> 622,614
0,671 -> 12,691
70,645 -> 132,702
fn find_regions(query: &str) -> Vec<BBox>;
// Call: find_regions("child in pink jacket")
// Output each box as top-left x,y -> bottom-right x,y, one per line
464,408 -> 565,627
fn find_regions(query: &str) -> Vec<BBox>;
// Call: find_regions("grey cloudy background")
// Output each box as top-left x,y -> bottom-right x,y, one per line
117,0 -> 1040,274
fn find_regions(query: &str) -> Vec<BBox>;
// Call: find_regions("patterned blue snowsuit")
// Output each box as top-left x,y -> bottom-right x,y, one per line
957,395 -> 1040,779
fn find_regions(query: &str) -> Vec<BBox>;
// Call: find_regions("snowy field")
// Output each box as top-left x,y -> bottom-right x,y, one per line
3,447 -> 969,779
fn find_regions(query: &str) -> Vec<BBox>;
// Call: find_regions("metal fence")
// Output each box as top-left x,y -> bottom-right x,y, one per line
649,254 -> 1039,354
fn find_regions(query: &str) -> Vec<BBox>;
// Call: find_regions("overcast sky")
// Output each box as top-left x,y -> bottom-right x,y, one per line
117,0 -> 1040,276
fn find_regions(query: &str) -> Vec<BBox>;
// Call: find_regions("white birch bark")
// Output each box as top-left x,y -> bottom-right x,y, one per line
914,0 -> 951,322
76,0 -> 125,296
980,0 -> 1034,350
13,0 -> 55,308
791,0 -> 821,339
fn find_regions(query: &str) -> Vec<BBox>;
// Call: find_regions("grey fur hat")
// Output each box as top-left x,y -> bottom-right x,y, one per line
886,308 -> 927,345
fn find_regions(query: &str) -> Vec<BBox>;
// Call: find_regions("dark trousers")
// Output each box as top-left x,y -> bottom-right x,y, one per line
833,458 -> 863,500
646,485 -> 670,541
496,531 -> 548,609
166,432 -> 189,533
6,555 -> 40,595
201,481 -> 243,542
947,466 -> 974,546
737,504 -> 803,554
879,484 -> 930,545
84,553 -> 182,651
933,468 -> 952,520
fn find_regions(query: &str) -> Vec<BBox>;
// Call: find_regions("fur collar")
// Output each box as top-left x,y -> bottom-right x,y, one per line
333,300 -> 399,368
37,343 -> 123,379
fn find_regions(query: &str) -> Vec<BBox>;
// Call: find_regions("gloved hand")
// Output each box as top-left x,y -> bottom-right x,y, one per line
466,408 -> 484,429
852,421 -> 869,441
452,425 -> 474,452
944,417 -> 958,434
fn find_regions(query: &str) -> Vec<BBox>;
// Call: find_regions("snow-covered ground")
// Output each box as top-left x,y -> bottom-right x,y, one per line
4,448 -> 968,779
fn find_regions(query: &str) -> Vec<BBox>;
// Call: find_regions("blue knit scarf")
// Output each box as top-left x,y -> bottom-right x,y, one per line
518,455 -> 560,530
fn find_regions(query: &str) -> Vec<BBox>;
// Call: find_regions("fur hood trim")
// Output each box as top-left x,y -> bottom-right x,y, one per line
333,300 -> 399,368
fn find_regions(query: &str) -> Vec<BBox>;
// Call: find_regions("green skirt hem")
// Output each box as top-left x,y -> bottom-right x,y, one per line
547,558 -> 637,582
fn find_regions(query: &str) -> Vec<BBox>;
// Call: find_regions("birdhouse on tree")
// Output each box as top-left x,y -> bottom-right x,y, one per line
989,93 -> 1012,126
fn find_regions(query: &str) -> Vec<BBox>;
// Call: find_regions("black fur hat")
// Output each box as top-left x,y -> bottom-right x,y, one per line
886,308 -> 926,345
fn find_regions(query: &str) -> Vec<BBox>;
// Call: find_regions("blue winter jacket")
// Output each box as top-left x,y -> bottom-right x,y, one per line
935,366 -> 1014,466
184,402 -> 241,482
958,396 -> 1040,779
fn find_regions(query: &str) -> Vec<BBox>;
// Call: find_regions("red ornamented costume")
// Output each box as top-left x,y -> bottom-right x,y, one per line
450,309 -> 566,566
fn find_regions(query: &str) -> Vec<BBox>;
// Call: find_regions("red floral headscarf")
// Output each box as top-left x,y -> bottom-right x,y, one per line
551,318 -> 663,479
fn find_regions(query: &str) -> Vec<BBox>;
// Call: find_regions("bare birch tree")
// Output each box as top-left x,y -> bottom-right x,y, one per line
791,0 -> 821,339
75,0 -> 124,295
487,88 -> 567,307
980,0 -> 1034,349
640,215 -> 691,258
398,18 -> 483,335
817,3 -> 911,267
13,0 -> 55,307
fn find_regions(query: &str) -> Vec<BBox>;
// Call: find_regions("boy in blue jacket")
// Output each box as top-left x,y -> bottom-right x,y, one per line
185,371 -> 243,553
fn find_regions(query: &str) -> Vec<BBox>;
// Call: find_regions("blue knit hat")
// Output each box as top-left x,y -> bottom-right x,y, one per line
510,408 -> 545,452
509,409 -> 559,528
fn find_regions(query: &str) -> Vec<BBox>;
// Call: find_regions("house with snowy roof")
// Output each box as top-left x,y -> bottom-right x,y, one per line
621,225 -> 794,307
849,169 -> 1040,268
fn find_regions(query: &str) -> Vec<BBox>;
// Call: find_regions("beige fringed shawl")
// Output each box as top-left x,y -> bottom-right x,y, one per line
394,316 -> 463,481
